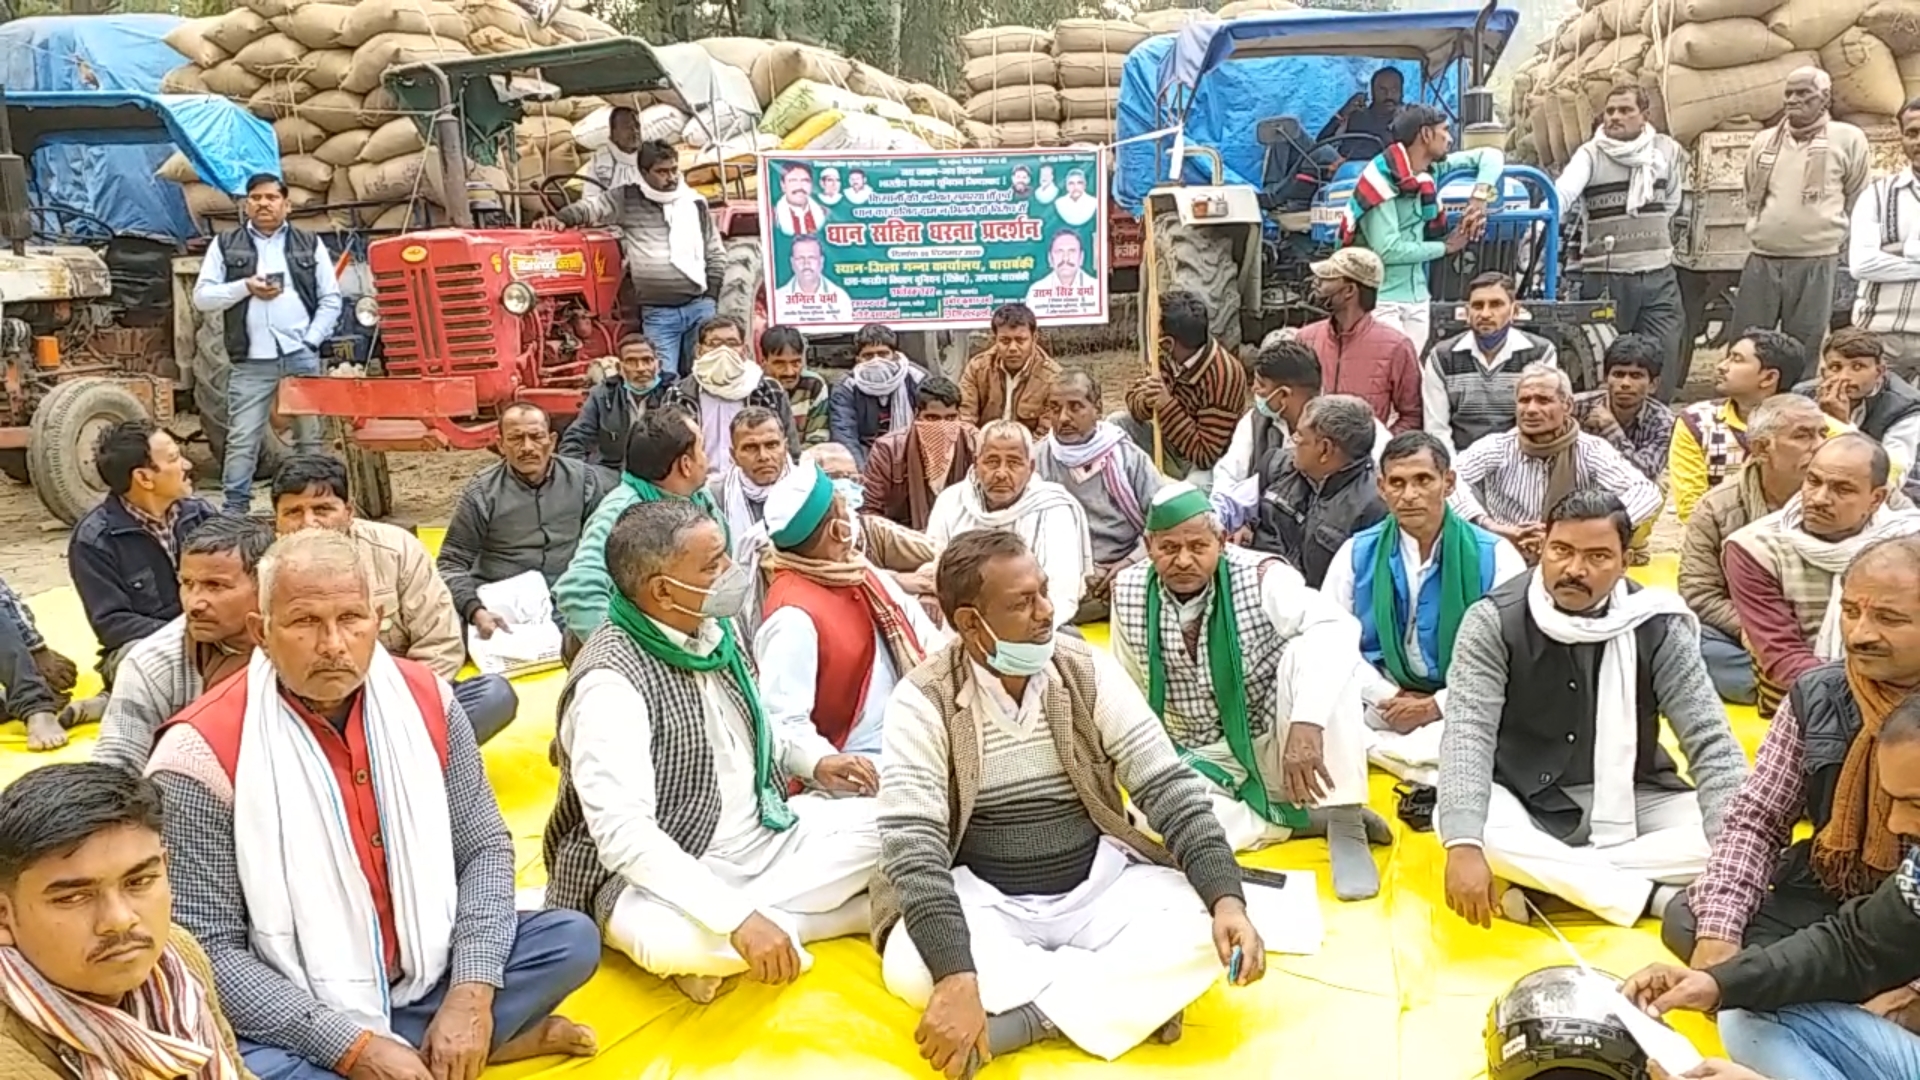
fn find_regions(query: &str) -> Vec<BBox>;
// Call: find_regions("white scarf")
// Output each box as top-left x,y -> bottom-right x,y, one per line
231,648 -> 456,1035
720,461 -> 786,556
953,474 -> 1094,581
637,178 -> 707,291
1762,496 -> 1920,658
693,344 -> 761,402
1525,572 -> 1695,849
1044,421 -> 1129,470
1588,127 -> 1661,216
849,353 -> 919,432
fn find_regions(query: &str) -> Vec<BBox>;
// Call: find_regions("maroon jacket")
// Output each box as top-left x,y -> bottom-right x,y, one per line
1295,314 -> 1423,433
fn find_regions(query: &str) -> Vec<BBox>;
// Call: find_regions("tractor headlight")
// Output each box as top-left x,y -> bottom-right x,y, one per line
353,296 -> 381,328
502,281 -> 536,315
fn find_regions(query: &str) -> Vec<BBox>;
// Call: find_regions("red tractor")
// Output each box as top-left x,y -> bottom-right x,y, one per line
280,37 -> 765,516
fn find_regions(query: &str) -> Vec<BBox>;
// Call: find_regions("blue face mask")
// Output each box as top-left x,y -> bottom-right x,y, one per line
1473,327 -> 1510,356
974,618 -> 1055,676
1253,391 -> 1280,420
629,373 -> 661,396
833,477 -> 865,512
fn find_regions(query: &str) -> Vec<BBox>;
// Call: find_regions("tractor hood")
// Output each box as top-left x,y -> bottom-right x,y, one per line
0,245 -> 112,303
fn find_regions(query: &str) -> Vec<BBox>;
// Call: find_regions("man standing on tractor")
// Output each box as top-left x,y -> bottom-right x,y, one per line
535,139 -> 726,377
1338,103 -> 1503,353
1555,85 -> 1689,401
190,173 -> 340,515
585,105 -> 641,191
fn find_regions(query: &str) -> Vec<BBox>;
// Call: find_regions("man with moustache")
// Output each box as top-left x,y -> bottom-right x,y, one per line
1294,248 -> 1422,432
1420,273 -> 1559,454
1034,372 -> 1162,622
1436,490 -> 1748,928
1847,98 -> 1920,374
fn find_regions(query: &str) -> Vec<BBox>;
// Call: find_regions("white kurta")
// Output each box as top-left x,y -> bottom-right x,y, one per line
754,568 -> 948,762
924,482 -> 1091,629
1111,557 -> 1371,850
560,632 -> 881,978
1321,529 -> 1528,784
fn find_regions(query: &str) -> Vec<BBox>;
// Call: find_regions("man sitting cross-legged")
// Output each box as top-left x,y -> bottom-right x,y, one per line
1111,483 -> 1389,901
148,529 -> 601,1080
709,406 -> 793,555
757,463 -> 942,768
1438,490 -> 1749,928
93,515 -> 274,772
543,499 -> 882,1005
0,763 -> 248,1079
1320,431 -> 1526,785
876,529 -> 1266,1072
1034,370 -> 1163,623
0,579 -> 80,752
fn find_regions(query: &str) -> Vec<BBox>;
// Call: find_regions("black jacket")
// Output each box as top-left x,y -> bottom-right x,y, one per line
68,494 -> 218,660
559,373 -> 680,471
1713,854 -> 1920,1012
1251,449 -> 1387,588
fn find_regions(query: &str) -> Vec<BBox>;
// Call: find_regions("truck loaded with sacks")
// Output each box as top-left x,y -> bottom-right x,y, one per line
1508,0 -> 1920,351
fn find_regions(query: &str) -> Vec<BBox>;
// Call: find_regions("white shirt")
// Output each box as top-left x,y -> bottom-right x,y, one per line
1210,417 -> 1392,532
1321,526 -> 1527,713
191,223 -> 344,361
1420,331 -> 1553,457
1448,428 -> 1662,527
755,567 -> 946,761
1054,192 -> 1098,226
775,198 -> 828,235
774,277 -> 853,322
926,483 -> 1090,629
558,616 -> 827,936
845,187 -> 872,205
586,145 -> 639,191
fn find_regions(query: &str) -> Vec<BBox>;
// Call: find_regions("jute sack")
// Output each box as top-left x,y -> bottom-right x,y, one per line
750,44 -> 854,107
272,114 -> 328,153
546,8 -> 619,43
966,85 -> 1062,124
849,62 -> 911,105
1664,0 -> 1777,19
1553,86 -> 1596,156
164,18 -> 228,67
343,33 -> 473,94
1585,33 -> 1650,76
1060,86 -> 1119,121
313,129 -> 372,166
1556,9 -> 1607,53
516,116 -> 575,157
1137,8 -> 1215,32
960,25 -> 1052,59
1821,27 -> 1906,118
358,87 -> 400,127
1766,0 -> 1874,51
994,120 -> 1060,147
181,183 -> 237,221
300,49 -> 354,90
349,147 -> 447,205
274,3 -> 352,50
241,0 -> 309,22
203,61 -> 266,100
1529,97 -> 1564,169
1056,53 -> 1127,88
962,52 -> 1055,94
339,0 -> 468,49
161,66 -> 208,93
204,8 -> 270,54
697,36 -> 776,74
1840,113 -> 1897,130
1602,0 -> 1656,34
1051,19 -> 1150,55
1900,52 -> 1920,101
1218,0 -> 1297,16
456,0 -> 556,45
906,82 -> 969,128
156,153 -> 198,184
1659,18 -> 1793,68
1664,50 -> 1817,143
470,27 -> 533,54
233,32 -> 305,76
965,119 -> 998,147
299,89 -> 368,134
1060,118 -> 1114,144
360,117 -> 426,162
1863,0 -> 1920,54
247,80 -> 314,121
282,154 -> 334,191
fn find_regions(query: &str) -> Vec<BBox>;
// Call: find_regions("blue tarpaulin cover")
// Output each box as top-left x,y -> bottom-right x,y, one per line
0,15 -> 276,241
1113,7 -> 1515,217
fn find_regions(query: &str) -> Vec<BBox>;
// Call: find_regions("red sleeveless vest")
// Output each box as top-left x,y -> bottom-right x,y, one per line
763,573 -> 879,749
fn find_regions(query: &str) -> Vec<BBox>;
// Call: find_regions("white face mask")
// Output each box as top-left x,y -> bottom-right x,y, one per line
663,562 -> 753,622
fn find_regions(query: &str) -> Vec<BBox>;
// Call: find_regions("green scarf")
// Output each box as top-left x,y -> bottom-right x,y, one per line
1369,509 -> 1483,694
605,592 -> 795,832
621,472 -> 729,546
1143,560 -> 1307,830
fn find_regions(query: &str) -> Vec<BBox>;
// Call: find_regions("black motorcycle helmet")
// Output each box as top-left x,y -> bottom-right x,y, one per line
1486,965 -> 1650,1080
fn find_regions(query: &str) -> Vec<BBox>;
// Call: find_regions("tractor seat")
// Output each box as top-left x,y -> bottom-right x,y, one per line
1256,116 -> 1321,221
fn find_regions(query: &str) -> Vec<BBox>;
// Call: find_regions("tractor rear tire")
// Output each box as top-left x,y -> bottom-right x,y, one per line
329,418 -> 392,520
1146,209 -> 1242,352
717,237 -> 767,346
192,317 -> 287,481
1543,321 -> 1617,393
27,377 -> 150,526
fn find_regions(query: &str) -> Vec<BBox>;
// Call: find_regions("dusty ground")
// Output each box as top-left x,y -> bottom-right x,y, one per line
0,344 -> 1719,597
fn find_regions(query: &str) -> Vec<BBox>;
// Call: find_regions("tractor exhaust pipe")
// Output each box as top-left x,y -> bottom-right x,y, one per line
421,62 -> 473,229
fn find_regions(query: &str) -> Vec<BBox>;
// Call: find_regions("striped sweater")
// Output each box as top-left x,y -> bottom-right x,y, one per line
1125,340 -> 1247,469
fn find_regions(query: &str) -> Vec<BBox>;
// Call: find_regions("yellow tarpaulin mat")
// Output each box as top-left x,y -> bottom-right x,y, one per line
0,549 -> 1760,1078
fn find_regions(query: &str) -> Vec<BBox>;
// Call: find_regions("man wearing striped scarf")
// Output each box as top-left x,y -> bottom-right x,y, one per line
1035,371 -> 1164,624
0,763 -> 247,1080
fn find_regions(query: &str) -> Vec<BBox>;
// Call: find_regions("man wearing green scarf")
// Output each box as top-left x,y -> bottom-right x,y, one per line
1321,432 -> 1526,786
553,406 -> 729,644
1110,483 -> 1389,901
542,499 -> 882,1006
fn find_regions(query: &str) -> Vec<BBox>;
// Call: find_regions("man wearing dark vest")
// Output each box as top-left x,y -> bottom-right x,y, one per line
1419,272 -> 1559,454
1250,394 -> 1388,588
189,174 -> 341,514
754,463 -> 941,767
1666,534 -> 1920,979
1800,327 -> 1920,492
1436,490 -> 1748,929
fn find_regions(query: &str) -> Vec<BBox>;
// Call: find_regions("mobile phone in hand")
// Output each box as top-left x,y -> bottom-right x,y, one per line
265,272 -> 285,288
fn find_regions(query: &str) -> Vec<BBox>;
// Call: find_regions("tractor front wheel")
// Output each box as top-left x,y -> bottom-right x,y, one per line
28,378 -> 150,525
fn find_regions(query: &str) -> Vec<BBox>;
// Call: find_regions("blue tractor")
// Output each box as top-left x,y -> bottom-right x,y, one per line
1116,3 -> 1614,386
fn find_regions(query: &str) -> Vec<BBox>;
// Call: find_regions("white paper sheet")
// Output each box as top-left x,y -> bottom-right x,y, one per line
466,570 -> 563,676
1241,870 -> 1325,956
1527,894 -> 1708,1076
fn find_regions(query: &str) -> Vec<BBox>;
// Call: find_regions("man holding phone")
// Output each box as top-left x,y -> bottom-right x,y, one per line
191,173 -> 341,514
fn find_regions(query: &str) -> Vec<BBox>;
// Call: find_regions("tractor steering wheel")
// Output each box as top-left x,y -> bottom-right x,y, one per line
29,204 -> 118,250
537,173 -> 613,217
1307,132 -> 1388,175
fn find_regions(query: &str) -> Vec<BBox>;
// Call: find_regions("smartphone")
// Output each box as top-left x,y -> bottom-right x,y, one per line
265,271 -> 285,288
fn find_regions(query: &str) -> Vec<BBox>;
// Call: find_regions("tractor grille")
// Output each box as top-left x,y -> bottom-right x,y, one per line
375,262 -> 495,375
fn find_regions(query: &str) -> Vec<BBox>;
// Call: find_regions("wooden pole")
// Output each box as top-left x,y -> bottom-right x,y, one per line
1142,198 -> 1165,474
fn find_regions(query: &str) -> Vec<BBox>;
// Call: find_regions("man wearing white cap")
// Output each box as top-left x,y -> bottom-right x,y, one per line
756,463 -> 944,770
1110,483 -> 1389,901
542,499 -> 882,1006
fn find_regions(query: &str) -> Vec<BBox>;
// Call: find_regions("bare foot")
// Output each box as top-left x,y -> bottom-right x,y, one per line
671,973 -> 725,1004
492,1015 -> 596,1063
1154,1011 -> 1184,1045
26,712 -> 68,752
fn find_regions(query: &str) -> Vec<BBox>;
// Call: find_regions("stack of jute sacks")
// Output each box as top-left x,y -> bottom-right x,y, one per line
1510,0 -> 1920,169
155,0 -> 628,228
958,18 -> 1152,148
689,38 -> 972,151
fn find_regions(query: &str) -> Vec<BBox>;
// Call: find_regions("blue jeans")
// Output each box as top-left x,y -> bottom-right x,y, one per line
1700,624 -> 1758,706
641,295 -> 716,377
1721,1003 -> 1920,1080
453,673 -> 517,746
224,348 -> 324,513
238,909 -> 602,1079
